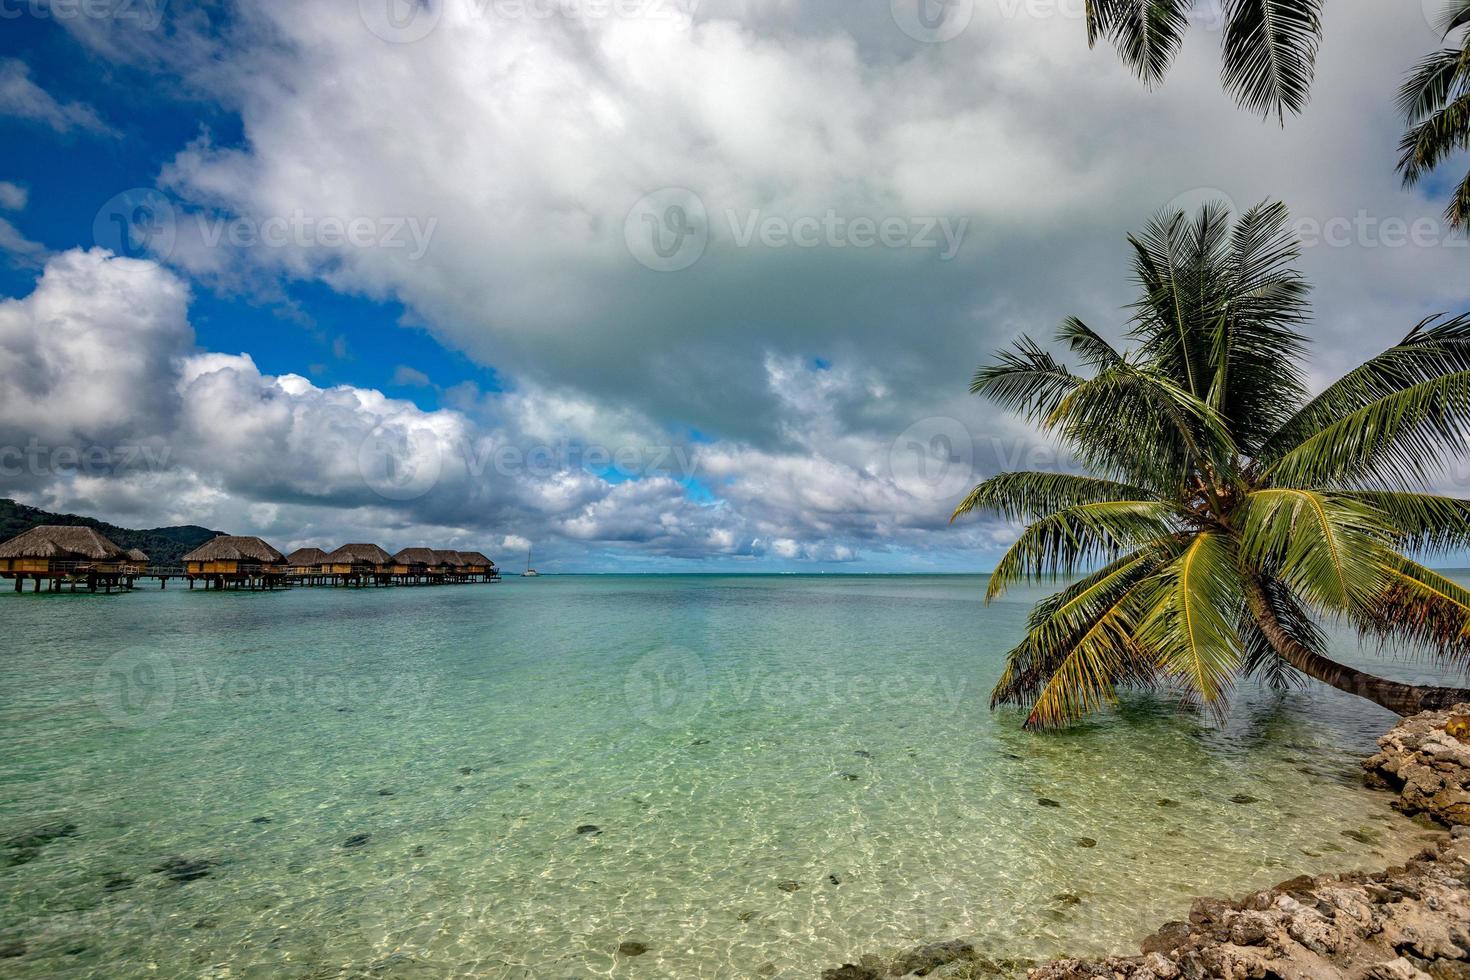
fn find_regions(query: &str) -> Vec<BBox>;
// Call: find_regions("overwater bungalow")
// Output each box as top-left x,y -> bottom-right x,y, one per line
322,543 -> 394,586
0,525 -> 131,592
433,549 -> 467,582
457,551 -> 499,582
286,547 -> 329,585
182,536 -> 288,590
391,547 -> 440,585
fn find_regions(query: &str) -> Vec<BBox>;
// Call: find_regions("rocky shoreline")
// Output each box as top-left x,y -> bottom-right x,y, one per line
822,705 -> 1470,980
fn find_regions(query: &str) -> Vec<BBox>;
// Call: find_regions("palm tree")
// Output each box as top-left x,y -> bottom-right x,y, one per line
1082,0 -> 1323,122
1397,0 -> 1470,229
953,201 -> 1470,729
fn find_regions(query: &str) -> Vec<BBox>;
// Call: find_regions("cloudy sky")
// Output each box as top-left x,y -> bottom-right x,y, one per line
0,0 -> 1467,572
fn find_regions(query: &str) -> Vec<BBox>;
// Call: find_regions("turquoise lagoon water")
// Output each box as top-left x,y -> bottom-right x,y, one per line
0,575 -> 1445,978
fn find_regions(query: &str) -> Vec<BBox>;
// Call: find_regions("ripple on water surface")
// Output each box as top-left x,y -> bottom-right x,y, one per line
0,576 -> 1442,978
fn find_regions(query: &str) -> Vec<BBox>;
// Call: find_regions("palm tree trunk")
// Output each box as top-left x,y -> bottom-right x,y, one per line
1245,579 -> 1470,716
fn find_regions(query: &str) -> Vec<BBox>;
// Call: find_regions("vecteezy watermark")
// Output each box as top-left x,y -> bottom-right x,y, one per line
624,187 -> 709,272
93,648 -> 178,729
360,0 -> 443,43
92,651 -> 438,728
94,188 -> 177,262
94,188 -> 438,264
1294,211 -> 1468,251
359,0 -> 699,43
0,439 -> 173,486
357,428 -> 706,501
194,211 -> 438,260
625,188 -> 969,272
889,417 -> 976,501
624,646 -> 709,727
458,438 -> 703,481
358,421 -> 445,502
891,0 -> 973,43
622,649 -> 974,728
0,0 -> 168,29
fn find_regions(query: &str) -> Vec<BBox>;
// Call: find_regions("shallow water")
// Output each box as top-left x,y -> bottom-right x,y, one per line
0,575 -> 1445,978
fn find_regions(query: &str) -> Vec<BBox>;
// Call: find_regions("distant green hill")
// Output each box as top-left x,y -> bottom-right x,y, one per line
0,499 -> 224,566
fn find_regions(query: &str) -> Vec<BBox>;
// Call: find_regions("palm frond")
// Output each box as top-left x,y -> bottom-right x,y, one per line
1239,578 -> 1314,691
1235,488 -> 1395,612
951,472 -> 1156,524
971,336 -> 1084,423
1397,91 -> 1470,186
1046,363 -> 1238,490
1219,0 -> 1323,122
1357,556 -> 1470,675
1057,316 -> 1127,370
1261,313 -> 1470,463
986,500 -> 1178,602
991,546 -> 1171,728
1127,205 -> 1232,398
1396,48 -> 1469,128
1444,167 -> 1470,230
1090,0 -> 1194,87
1209,200 -> 1311,449
1264,369 -> 1470,489
1136,531 -> 1246,709
1437,0 -> 1470,36
1337,490 -> 1470,554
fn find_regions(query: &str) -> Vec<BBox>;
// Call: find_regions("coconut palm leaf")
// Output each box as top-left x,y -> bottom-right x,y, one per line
1085,0 -> 1193,87
1081,0 -> 1323,120
1047,364 -> 1237,489
986,500 -> 1178,601
1208,201 -> 1311,449
1219,0 -> 1323,121
1397,5 -> 1470,227
971,336 -> 1083,422
951,472 -> 1155,524
1136,532 -> 1246,708
992,548 -> 1169,728
1360,557 -> 1470,672
1263,370 -> 1470,489
1337,491 -> 1470,553
1239,578 -> 1314,691
1235,488 -> 1394,611
1397,93 -> 1470,185
1396,48 -> 1469,128
1261,314 -> 1470,464
1058,316 -> 1127,370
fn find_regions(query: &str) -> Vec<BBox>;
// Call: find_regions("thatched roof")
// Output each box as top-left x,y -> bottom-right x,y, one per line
457,551 -> 495,567
325,543 -> 394,565
125,548 -> 149,562
0,525 -> 127,561
432,549 -> 466,566
287,547 -> 329,567
393,547 -> 439,565
182,536 -> 287,563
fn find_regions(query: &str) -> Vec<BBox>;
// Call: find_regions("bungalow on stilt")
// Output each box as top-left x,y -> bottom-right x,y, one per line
182,536 -> 288,590
0,525 -> 130,593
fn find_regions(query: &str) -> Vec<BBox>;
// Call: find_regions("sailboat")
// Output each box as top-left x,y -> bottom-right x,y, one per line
521,545 -> 539,577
